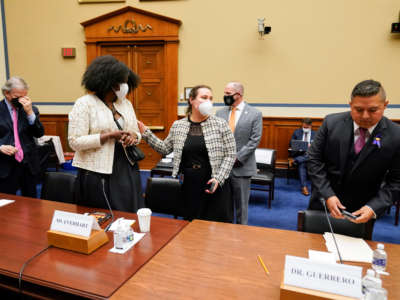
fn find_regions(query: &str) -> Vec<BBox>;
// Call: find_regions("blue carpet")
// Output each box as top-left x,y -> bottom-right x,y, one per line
31,169 -> 400,244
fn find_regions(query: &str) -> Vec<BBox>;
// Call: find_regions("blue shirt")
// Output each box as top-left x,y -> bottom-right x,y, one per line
4,99 -> 36,125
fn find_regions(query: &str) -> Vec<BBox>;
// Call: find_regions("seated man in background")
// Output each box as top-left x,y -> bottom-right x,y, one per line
289,118 -> 316,196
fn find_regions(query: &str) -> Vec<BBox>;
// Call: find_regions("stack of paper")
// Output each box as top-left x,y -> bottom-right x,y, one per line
323,232 -> 373,263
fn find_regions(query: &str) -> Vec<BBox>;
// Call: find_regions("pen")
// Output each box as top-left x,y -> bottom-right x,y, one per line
257,254 -> 270,275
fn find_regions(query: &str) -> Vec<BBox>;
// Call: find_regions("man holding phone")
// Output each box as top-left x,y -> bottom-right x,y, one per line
0,76 -> 44,197
307,80 -> 400,223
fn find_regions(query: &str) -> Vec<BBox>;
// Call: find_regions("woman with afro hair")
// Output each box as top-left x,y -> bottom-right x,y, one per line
68,55 -> 144,212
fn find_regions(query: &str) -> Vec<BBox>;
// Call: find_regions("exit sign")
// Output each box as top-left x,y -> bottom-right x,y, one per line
61,48 -> 76,58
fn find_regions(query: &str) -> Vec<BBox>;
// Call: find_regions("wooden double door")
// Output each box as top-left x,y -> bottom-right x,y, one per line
101,43 -> 166,168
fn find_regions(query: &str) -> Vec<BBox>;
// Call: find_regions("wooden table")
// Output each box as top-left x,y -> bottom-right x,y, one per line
0,193 -> 188,299
112,220 -> 400,300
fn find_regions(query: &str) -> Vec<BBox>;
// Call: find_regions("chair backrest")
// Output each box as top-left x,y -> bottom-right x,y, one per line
41,172 -> 76,204
297,210 -> 375,240
145,177 -> 183,216
255,148 -> 277,171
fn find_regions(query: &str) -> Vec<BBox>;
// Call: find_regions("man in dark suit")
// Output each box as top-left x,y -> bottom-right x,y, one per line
289,118 -> 316,196
216,82 -> 262,224
308,79 -> 400,223
0,76 -> 44,197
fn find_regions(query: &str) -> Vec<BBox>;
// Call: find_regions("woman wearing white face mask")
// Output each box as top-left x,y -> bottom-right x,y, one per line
138,85 -> 236,222
68,55 -> 143,212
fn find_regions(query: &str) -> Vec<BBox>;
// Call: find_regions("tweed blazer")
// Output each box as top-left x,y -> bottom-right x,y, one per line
143,115 -> 236,185
68,94 -> 141,174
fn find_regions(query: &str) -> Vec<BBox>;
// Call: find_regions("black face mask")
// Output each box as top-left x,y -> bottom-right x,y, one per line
223,94 -> 235,106
11,97 -> 22,109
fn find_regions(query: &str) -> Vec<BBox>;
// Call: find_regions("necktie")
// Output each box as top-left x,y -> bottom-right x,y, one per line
354,127 -> 367,155
229,106 -> 237,133
303,132 -> 308,142
12,108 -> 24,162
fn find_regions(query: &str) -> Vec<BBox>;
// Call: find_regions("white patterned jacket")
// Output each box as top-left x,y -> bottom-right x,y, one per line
143,115 -> 236,185
68,94 -> 141,174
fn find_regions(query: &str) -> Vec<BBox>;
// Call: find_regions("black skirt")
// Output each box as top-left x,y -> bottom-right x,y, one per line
74,142 -> 144,213
182,166 -> 233,223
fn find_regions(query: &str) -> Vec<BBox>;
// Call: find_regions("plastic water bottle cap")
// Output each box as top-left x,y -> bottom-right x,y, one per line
377,243 -> 384,250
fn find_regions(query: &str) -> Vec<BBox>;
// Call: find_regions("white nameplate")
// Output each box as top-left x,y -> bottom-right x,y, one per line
284,255 -> 362,299
50,210 -> 101,237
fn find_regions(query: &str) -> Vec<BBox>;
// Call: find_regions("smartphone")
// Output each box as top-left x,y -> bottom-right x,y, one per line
340,209 -> 357,220
205,181 -> 217,192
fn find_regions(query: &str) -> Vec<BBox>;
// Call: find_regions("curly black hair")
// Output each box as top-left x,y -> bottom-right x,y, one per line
82,55 -> 140,100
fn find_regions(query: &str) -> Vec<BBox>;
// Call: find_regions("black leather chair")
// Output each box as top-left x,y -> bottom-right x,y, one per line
150,155 -> 173,177
145,177 -> 183,218
251,148 -> 277,208
41,172 -> 76,204
37,138 -> 60,181
297,210 -> 375,240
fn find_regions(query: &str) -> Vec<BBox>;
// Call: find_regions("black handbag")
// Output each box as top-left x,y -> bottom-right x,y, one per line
113,114 -> 145,165
123,145 -> 145,165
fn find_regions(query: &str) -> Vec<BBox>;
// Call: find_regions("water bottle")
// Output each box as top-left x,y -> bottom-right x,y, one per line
113,224 -> 124,250
372,243 -> 387,272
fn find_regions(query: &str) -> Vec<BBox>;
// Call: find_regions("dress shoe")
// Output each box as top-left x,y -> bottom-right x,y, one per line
301,186 -> 309,196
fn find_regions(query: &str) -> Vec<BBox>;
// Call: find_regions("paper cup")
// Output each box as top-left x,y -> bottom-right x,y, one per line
137,208 -> 152,233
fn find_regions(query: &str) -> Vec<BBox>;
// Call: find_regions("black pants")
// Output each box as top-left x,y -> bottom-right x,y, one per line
74,169 -> 110,209
0,160 -> 37,197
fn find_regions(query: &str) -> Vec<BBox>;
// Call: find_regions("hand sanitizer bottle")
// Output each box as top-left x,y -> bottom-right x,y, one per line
113,224 -> 124,250
125,225 -> 134,243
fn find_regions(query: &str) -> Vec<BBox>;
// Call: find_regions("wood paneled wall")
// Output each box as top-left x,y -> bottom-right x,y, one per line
40,114 -> 70,153
258,117 -> 322,168
40,114 -> 400,169
40,114 -> 324,168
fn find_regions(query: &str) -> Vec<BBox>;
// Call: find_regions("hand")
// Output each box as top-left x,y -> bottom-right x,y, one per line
326,196 -> 346,219
120,132 -> 138,147
233,158 -> 242,168
0,145 -> 18,156
137,121 -> 148,134
351,206 -> 375,223
205,178 -> 219,194
100,130 -> 126,144
19,96 -> 33,115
